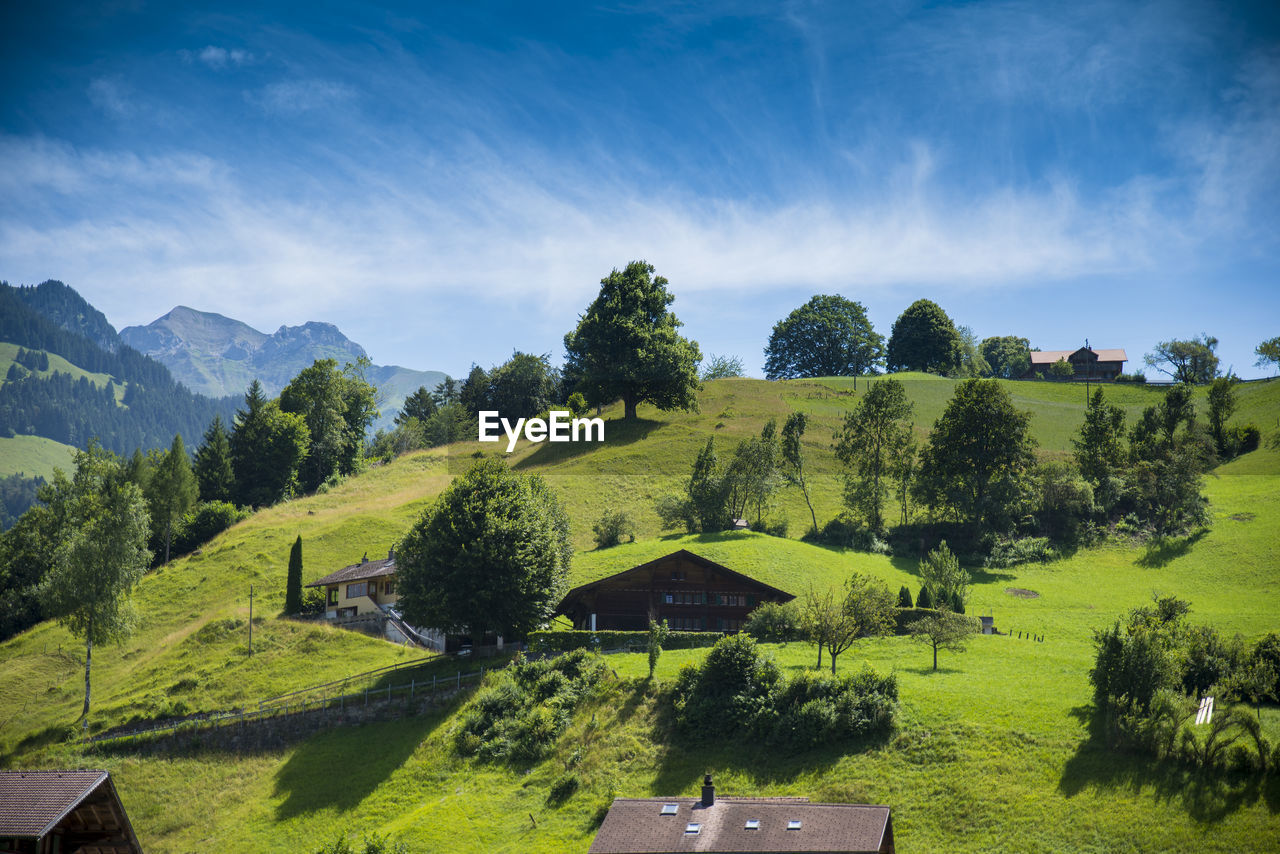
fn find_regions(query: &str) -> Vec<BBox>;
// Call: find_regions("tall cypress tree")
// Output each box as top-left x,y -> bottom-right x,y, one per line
285,535 -> 303,615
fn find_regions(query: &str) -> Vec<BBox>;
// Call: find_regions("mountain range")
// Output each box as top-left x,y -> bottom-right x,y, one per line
120,307 -> 444,433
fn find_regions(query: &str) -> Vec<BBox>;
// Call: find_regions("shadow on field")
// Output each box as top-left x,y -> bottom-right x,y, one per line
514,417 -> 663,469
1135,531 -> 1207,568
272,697 -> 460,820
1058,704 -> 1279,822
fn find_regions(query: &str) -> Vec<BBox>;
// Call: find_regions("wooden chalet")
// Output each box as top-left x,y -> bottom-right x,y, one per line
555,550 -> 794,633
0,770 -> 143,854
589,775 -> 894,854
1025,345 -> 1127,380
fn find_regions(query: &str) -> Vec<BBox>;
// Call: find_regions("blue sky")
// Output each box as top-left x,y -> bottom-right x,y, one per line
2,0 -> 1277,380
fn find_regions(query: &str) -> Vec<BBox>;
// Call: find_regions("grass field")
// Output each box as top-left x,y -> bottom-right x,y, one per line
1,376 -> 1278,852
0,434 -> 76,480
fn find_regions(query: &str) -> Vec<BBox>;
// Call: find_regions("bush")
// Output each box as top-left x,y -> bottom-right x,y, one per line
453,649 -> 607,762
743,601 -> 803,643
528,630 -> 724,654
816,516 -> 888,552
1115,372 -> 1147,383
1224,424 -> 1261,456
671,635 -> 896,748
914,587 -> 933,610
985,536 -> 1057,568
896,586 -> 913,608
170,501 -> 250,556
893,607 -> 941,634
592,510 -> 636,549
1253,632 -> 1280,702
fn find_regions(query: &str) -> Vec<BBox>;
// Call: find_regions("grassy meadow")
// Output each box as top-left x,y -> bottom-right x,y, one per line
1,375 -> 1278,852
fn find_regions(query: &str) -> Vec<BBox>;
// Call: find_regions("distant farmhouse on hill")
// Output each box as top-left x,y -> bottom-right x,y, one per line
1025,344 -> 1127,380
556,549 -> 794,632
307,550 -> 446,651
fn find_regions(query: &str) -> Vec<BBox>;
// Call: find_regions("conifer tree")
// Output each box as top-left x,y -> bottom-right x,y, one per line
285,535 -> 303,615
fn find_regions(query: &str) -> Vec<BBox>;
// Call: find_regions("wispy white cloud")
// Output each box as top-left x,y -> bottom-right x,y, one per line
180,45 -> 255,69
246,80 -> 356,115
87,78 -> 134,117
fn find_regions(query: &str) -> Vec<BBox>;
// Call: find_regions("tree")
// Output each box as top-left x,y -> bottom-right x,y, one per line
146,434 -> 197,564
897,585 -> 913,608
592,509 -> 635,549
647,618 -> 671,679
396,459 -> 571,640
487,352 -> 560,420
702,354 -> 745,380
723,420 -> 781,527
563,261 -> 702,420
803,575 -> 895,674
1144,335 -> 1219,384
1128,385 -> 1212,534
1073,388 -> 1127,499
780,412 -> 818,535
908,609 -> 978,671
280,358 -> 379,492
834,378 -> 914,533
885,299 -> 962,374
687,438 -> 729,532
285,535 -> 303,615
763,295 -> 883,380
395,386 -> 437,426
917,541 -> 970,613
458,365 -> 491,417
980,336 -> 1031,380
952,325 -> 990,378
914,379 -> 1036,532
1255,337 -> 1280,375
432,376 -> 460,407
42,443 -> 151,727
230,380 -> 310,507
194,415 -> 234,503
1048,358 -> 1074,380
1206,377 -> 1238,457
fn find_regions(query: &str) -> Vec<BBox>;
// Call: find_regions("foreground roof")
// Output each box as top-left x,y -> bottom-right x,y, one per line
306,553 -> 396,588
0,769 -> 141,850
589,797 -> 892,853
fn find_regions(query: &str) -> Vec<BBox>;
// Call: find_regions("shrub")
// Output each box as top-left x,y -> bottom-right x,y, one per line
1115,372 -> 1147,383
592,510 -> 636,549
312,833 -> 408,854
816,516 -> 887,552
453,649 -> 606,762
1252,632 -> 1280,702
1226,424 -> 1261,455
914,587 -> 933,610
527,630 -> 724,654
170,501 -> 250,556
985,536 -> 1057,568
743,601 -> 803,643
896,586 -> 913,608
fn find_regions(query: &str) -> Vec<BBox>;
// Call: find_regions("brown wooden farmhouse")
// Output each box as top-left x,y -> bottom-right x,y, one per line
590,775 -> 894,853
1024,345 -> 1127,380
555,550 -> 794,632
0,770 -> 143,854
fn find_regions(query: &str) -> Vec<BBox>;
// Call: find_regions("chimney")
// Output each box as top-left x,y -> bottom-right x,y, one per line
362,553 -> 368,564
701,774 -> 715,807
388,547 -> 395,561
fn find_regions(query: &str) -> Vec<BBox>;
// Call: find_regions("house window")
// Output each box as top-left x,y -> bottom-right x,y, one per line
384,579 -> 396,595
346,582 -> 368,598
665,593 -> 674,604
327,588 -> 338,605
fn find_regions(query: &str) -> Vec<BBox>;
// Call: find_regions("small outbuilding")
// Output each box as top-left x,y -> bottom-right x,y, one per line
589,775 -> 894,854
0,769 -> 143,853
555,549 -> 794,632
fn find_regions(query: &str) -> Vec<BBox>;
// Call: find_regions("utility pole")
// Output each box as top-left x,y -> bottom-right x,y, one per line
248,584 -> 254,657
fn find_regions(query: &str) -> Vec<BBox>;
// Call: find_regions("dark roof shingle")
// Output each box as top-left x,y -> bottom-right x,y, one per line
0,770 -> 109,837
306,555 -> 396,588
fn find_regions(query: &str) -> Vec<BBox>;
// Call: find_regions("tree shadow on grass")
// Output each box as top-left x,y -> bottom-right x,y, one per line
513,417 -> 664,470
1058,703 -> 1278,822
272,693 -> 464,820
1135,530 -> 1208,568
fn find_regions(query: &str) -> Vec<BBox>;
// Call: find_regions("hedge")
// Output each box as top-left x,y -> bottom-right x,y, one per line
893,607 -> 943,634
527,630 -> 726,654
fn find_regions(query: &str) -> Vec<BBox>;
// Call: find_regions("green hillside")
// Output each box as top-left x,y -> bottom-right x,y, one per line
2,376 -> 1278,852
0,434 -> 76,480
0,341 -> 124,400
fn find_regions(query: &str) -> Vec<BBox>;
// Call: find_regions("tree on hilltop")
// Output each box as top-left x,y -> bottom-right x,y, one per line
563,261 -> 701,420
886,299 -> 962,374
764,295 -> 883,379
1145,335 -> 1219,384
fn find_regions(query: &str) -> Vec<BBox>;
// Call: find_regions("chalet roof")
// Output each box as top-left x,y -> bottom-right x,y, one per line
589,797 -> 892,853
0,770 -> 140,848
1029,348 -> 1127,364
557,549 -> 795,610
306,551 -> 396,588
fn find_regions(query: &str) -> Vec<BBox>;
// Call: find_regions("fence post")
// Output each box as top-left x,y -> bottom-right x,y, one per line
387,682 -> 391,702
410,678 -> 415,701
456,670 -> 461,690
365,687 -> 369,707
433,674 -> 437,691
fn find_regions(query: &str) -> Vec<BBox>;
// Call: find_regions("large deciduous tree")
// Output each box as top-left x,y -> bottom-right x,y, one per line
1144,335 -> 1220,384
279,358 -> 379,492
42,443 -> 151,727
834,378 -> 914,533
885,299 -> 963,374
396,459 -> 571,640
486,351 -> 560,420
980,336 -> 1031,379
763,295 -> 884,380
913,379 -> 1036,533
1256,337 -> 1280,375
563,261 -> 701,420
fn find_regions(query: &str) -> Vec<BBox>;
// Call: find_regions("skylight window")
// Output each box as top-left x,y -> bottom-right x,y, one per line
685,823 -> 701,835
660,804 -> 678,816
787,820 -> 803,830
744,819 -> 760,830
